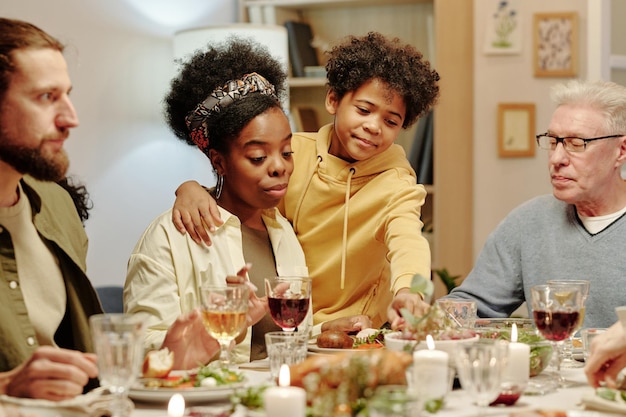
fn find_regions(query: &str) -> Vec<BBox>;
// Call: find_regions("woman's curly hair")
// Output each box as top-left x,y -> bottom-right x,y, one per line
325,32 -> 439,129
56,176 -> 93,225
164,37 -> 287,155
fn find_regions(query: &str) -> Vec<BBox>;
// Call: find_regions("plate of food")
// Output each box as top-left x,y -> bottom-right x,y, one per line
308,328 -> 388,353
129,349 -> 246,404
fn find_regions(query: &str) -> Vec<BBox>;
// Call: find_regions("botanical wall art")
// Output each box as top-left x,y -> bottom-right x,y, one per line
484,0 -> 521,55
533,12 -> 578,77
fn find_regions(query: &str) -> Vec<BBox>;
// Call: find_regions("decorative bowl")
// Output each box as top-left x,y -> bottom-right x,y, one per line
473,317 -> 553,377
384,331 -> 480,358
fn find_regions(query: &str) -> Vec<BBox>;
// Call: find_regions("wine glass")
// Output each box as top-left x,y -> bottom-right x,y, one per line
547,279 -> 590,369
265,276 -> 311,332
530,283 -> 583,387
200,284 -> 249,368
90,313 -> 145,417
456,339 -> 509,416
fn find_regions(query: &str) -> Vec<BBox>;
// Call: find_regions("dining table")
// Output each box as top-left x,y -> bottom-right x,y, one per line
129,361 -> 612,417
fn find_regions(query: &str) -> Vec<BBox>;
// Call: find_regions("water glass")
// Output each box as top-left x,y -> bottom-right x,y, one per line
264,331 -> 308,382
369,385 -> 422,417
456,340 -> 509,415
581,328 -> 607,361
90,313 -> 145,417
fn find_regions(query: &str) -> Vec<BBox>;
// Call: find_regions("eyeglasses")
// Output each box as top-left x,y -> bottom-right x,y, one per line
536,133 -> 624,153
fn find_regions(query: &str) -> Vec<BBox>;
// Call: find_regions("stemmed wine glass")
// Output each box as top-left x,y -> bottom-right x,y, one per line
530,283 -> 583,387
456,339 -> 509,416
200,284 -> 249,369
265,276 -> 311,332
547,279 -> 590,369
90,313 -> 145,417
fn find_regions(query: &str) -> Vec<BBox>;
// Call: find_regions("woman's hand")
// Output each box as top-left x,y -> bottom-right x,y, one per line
172,180 -> 223,245
584,322 -> 626,388
225,264 -> 268,327
161,310 -> 220,370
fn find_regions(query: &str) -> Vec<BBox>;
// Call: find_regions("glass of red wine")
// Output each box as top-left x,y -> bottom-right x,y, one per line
265,276 -> 312,332
530,283 -> 583,387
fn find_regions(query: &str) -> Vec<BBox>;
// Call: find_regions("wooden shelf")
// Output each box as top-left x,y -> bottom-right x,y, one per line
288,77 -> 326,87
241,0 -> 429,9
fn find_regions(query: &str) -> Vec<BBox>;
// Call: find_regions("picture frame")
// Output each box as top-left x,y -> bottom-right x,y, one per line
483,0 -> 522,56
533,12 -> 578,77
497,103 -> 536,158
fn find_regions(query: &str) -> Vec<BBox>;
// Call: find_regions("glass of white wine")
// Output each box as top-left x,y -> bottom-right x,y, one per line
546,279 -> 590,369
200,284 -> 249,369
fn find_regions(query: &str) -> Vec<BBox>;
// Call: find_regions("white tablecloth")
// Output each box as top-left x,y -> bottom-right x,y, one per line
131,365 -> 602,417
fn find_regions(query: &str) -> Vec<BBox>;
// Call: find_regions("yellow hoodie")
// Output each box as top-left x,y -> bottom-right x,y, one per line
281,124 -> 431,330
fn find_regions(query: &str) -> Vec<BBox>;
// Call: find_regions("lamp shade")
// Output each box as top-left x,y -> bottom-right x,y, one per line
174,23 -> 288,72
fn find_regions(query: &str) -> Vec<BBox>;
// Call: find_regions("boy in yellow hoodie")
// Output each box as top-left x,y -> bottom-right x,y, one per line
173,32 -> 439,334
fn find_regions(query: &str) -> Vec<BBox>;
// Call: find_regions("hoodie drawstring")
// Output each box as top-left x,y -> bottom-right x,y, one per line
292,155 -> 322,234
340,167 -> 355,290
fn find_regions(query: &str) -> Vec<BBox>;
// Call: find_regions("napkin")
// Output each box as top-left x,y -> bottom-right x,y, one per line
581,389 -> 626,414
0,387 -> 134,417
237,359 -> 269,371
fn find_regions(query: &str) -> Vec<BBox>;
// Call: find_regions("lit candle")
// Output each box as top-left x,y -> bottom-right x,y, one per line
264,364 -> 306,417
412,334 -> 450,400
503,323 -> 530,384
167,393 -> 185,417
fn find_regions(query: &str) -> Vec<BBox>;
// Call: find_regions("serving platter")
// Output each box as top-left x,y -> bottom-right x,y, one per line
129,380 -> 246,404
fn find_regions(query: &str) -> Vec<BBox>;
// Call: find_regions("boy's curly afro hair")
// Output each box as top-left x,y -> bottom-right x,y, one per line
164,36 -> 287,155
325,32 -> 439,129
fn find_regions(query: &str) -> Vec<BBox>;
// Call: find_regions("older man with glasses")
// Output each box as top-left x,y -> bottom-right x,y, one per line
439,79 -> 626,329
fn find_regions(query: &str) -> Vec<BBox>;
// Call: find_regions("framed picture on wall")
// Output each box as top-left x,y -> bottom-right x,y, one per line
498,103 -> 536,158
533,12 -> 578,77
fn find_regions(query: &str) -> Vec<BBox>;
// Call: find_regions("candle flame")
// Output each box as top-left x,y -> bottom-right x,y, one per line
511,323 -> 518,343
278,363 -> 291,387
426,334 -> 435,350
168,393 -> 185,417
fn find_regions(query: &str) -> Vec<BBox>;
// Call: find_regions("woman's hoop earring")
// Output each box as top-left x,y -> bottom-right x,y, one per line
215,174 -> 224,200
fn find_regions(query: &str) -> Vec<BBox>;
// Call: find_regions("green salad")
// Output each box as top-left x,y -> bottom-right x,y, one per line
477,329 -> 553,377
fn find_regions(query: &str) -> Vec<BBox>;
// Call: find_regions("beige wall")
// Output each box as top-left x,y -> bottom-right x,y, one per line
0,0 -> 599,284
0,0 -> 238,287
472,0 -> 587,260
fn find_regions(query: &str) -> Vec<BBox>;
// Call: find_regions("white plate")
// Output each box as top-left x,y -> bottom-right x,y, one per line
492,412 -> 623,417
0,404 -> 86,417
129,382 -> 246,404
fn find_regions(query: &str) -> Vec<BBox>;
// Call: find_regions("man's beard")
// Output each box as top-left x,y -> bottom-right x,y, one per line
0,136 -> 69,181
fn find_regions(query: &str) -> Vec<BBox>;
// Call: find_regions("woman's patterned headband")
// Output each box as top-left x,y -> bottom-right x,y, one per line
185,72 -> 277,154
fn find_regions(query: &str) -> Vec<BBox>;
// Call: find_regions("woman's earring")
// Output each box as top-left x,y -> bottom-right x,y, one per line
215,174 -> 224,200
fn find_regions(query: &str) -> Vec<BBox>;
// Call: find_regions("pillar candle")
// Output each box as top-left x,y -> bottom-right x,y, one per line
412,334 -> 450,400
167,393 -> 185,417
264,364 -> 306,417
503,323 -> 530,384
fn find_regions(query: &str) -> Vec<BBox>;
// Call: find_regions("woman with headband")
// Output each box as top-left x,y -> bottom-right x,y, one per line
123,38 -> 307,369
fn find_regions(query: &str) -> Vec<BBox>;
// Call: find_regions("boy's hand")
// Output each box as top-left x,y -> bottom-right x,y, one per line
387,289 -> 430,330
173,180 -> 223,245
321,315 -> 372,333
